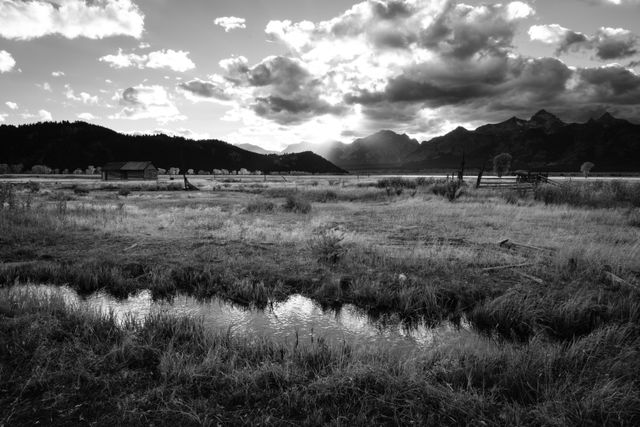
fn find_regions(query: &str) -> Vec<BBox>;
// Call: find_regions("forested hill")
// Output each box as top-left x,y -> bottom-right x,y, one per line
0,121 -> 347,174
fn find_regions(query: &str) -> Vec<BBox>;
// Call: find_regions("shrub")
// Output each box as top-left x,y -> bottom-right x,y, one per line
314,190 -> 338,203
283,195 -> 311,214
432,180 -> 464,201
244,199 -> 276,213
0,183 -> 17,209
376,177 -> 417,189
26,181 -> 40,193
415,177 -> 437,186
309,226 -> 346,264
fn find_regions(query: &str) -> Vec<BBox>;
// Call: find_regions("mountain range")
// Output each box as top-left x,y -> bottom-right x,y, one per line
276,110 -> 639,172
280,130 -> 420,169
1,111 -> 638,174
0,121 -> 346,174
404,110 -> 640,172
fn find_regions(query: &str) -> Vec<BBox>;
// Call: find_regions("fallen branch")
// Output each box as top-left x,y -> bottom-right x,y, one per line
481,262 -> 534,271
124,243 -> 139,252
603,271 -> 640,291
515,271 -> 544,285
499,239 -> 555,253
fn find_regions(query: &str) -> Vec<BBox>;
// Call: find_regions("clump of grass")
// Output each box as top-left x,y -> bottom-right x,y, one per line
244,199 -> 276,213
627,208 -> 640,227
73,186 -> 90,195
313,190 -> 338,203
432,180 -> 464,201
376,177 -> 417,189
309,226 -> 346,264
0,183 -> 17,209
26,181 -> 40,193
283,195 -> 311,213
468,282 -> 640,341
534,181 -> 640,208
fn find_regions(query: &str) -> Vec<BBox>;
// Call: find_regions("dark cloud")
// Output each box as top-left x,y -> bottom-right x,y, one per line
576,65 -> 640,103
371,0 -> 413,20
419,3 -> 533,59
178,79 -> 231,101
508,57 -> 573,99
247,57 -> 311,95
532,24 -> 639,60
556,31 -> 591,54
121,87 -> 141,106
594,28 -> 638,59
223,56 -> 346,124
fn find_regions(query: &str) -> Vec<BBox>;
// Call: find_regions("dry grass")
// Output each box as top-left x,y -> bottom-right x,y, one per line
1,176 -> 640,424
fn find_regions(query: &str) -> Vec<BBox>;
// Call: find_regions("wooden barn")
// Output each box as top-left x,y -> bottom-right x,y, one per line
102,161 -> 158,181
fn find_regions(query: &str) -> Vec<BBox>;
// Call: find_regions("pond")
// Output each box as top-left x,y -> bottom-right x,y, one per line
13,284 -> 474,355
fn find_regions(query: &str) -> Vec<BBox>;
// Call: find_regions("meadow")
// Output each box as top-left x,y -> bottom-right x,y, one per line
1,175 -> 639,425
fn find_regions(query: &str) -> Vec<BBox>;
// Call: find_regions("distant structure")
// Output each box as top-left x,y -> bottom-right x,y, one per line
102,161 -> 158,181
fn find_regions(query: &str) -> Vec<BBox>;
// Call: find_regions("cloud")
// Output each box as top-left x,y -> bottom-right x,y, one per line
51,71 -> 65,77
225,55 -> 347,124
594,27 -> 639,59
574,64 -> 640,104
112,85 -> 184,123
178,78 -> 232,102
219,56 -> 249,77
0,113 -> 6,122
78,112 -> 97,120
214,16 -> 246,32
252,0 -> 536,127
38,109 -> 52,121
100,49 -> 195,72
0,50 -> 16,73
183,0 -> 640,142
37,82 -> 52,92
0,0 -> 144,40
529,24 -> 638,59
5,101 -> 18,110
64,85 -> 99,104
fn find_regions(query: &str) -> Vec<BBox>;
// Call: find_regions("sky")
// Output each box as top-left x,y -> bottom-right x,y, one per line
1,0 -> 639,151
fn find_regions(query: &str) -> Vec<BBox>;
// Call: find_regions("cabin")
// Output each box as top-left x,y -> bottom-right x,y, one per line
102,161 -> 158,181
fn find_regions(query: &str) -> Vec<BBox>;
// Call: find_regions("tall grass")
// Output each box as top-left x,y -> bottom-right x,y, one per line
2,289 -> 639,426
534,181 -> 640,208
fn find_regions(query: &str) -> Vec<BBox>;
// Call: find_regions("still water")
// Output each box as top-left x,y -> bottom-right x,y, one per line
15,284 -> 472,354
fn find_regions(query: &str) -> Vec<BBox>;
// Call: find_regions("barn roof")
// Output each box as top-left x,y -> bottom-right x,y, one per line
103,161 -> 155,171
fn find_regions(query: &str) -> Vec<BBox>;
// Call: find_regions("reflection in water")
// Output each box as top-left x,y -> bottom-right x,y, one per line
14,285 -> 471,354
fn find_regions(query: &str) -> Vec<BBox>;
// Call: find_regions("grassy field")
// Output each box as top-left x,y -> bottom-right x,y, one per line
1,176 -> 639,425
